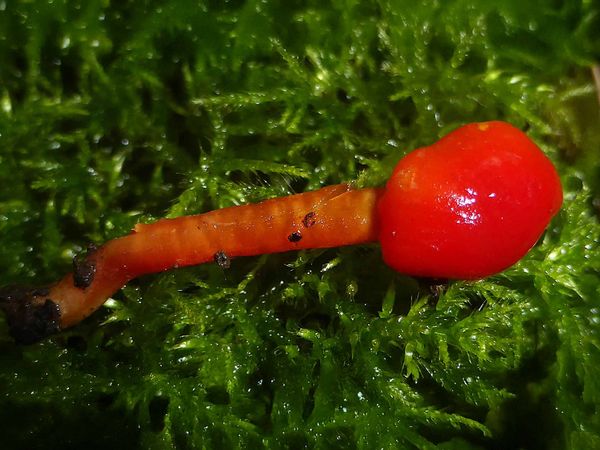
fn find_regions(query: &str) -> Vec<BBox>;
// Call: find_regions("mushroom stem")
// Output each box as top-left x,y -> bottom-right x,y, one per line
1,184 -> 383,342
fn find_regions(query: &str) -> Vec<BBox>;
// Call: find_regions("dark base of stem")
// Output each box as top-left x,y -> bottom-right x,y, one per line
0,286 -> 61,344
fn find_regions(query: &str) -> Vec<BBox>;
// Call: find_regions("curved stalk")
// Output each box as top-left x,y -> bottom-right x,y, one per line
1,184 -> 383,343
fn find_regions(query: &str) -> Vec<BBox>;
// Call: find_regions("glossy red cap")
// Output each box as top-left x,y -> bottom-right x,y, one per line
378,121 -> 563,279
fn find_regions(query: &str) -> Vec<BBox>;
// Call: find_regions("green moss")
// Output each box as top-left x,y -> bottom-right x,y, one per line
0,1 -> 599,448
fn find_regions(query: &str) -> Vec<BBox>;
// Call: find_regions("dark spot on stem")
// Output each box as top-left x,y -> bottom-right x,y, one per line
73,244 -> 97,289
288,231 -> 302,243
73,260 -> 96,289
214,250 -> 231,269
0,286 -> 61,344
302,212 -> 316,228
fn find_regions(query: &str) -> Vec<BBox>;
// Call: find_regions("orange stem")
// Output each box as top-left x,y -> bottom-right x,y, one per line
21,184 -> 382,333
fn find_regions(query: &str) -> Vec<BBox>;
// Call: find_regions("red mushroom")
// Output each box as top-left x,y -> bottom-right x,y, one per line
379,121 -> 563,279
0,121 -> 563,343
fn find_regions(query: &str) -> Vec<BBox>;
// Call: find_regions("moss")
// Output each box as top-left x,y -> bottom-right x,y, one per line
0,1 -> 599,448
